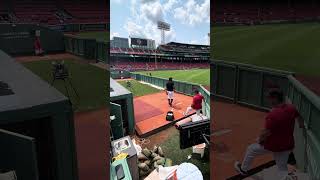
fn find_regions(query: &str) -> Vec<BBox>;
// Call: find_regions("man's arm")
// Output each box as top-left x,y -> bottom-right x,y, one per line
296,116 -> 304,128
258,116 -> 273,144
257,129 -> 271,144
165,84 -> 168,94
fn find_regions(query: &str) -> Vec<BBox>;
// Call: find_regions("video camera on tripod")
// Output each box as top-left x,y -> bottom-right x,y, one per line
51,61 -> 79,107
52,61 -> 68,80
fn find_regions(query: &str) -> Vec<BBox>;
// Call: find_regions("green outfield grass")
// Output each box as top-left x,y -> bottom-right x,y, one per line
76,31 -> 109,42
118,80 -> 161,97
23,60 -> 107,111
138,69 -> 210,86
212,23 -> 320,76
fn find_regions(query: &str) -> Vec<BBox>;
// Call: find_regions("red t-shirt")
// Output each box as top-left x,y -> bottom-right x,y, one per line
34,38 -> 41,49
192,94 -> 204,110
262,104 -> 299,152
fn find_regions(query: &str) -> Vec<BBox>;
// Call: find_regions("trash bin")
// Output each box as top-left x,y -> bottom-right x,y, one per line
112,136 -> 139,180
110,159 -> 132,180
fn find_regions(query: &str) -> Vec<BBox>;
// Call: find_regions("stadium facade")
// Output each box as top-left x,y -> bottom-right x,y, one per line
110,40 -> 210,71
110,37 -> 129,48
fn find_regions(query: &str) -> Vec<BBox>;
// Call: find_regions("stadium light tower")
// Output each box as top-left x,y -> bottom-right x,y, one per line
157,21 -> 170,45
156,21 -> 170,70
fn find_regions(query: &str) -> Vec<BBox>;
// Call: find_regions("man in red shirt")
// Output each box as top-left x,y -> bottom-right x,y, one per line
234,89 -> 304,177
34,37 -> 43,55
184,89 -> 204,116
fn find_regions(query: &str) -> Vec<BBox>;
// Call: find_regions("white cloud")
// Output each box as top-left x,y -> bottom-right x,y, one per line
122,0 -> 179,45
141,0 -> 157,3
173,0 -> 209,26
190,40 -> 199,44
124,20 -> 176,46
110,32 -> 120,40
189,34 -> 209,45
163,0 -> 178,12
140,1 -> 164,23
124,21 -> 146,38
131,0 -> 138,19
111,0 -> 124,4
203,34 -> 210,45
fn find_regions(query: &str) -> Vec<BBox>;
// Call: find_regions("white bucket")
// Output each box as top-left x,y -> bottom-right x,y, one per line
192,143 -> 206,158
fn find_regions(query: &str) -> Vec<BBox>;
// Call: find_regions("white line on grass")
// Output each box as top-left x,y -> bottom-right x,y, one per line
139,81 -> 164,90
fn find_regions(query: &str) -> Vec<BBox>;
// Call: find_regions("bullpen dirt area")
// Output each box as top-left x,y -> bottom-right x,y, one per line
210,99 -> 273,180
74,107 -> 109,180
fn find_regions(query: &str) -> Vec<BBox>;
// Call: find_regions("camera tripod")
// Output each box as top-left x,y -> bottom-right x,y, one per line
51,63 -> 79,107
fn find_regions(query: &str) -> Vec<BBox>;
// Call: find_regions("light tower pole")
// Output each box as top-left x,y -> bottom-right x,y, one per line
157,21 -> 170,69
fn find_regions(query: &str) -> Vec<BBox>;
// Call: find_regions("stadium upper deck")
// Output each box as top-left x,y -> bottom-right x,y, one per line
212,0 -> 320,25
111,42 -> 210,57
0,0 -> 108,25
110,42 -> 210,71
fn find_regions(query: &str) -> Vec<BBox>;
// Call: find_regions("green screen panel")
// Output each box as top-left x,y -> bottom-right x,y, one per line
238,69 -> 262,106
78,39 -> 84,56
216,65 -> 236,99
0,129 -> 39,180
306,133 -> 320,179
299,95 -> 311,125
309,106 -> 320,141
293,124 -> 306,171
110,103 -> 124,140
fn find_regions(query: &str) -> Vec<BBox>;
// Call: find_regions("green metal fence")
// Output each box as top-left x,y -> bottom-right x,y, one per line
64,35 -> 108,63
111,70 -> 131,79
211,60 -> 293,110
131,73 -> 210,118
287,75 -> 320,179
110,78 -> 135,136
211,60 -> 320,179
0,24 -> 65,55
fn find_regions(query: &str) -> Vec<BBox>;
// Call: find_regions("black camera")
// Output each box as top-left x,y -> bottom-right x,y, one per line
52,61 -> 68,79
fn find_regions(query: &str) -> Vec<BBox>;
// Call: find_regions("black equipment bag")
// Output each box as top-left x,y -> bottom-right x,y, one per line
166,111 -> 174,121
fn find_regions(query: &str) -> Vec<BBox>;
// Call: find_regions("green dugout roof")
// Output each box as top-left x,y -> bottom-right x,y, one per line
0,50 -> 67,113
110,78 -> 131,99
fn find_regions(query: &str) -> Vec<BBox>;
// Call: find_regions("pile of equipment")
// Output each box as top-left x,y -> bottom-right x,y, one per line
137,146 -> 172,177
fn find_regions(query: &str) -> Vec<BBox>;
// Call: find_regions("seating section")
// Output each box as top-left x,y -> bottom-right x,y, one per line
110,48 -> 161,55
13,0 -> 59,25
212,2 -> 320,24
0,0 -> 108,25
111,61 -> 209,71
62,0 -> 108,24
110,42 -> 210,71
158,43 -> 210,54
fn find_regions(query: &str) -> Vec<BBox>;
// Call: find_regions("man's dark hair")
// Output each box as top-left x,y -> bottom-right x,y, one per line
169,77 -> 172,81
194,89 -> 199,94
268,89 -> 284,102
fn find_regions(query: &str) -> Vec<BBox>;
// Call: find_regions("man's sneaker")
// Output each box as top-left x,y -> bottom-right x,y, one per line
281,172 -> 298,180
234,161 -> 248,176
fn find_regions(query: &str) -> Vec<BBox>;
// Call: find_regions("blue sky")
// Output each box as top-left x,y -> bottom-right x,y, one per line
110,0 -> 210,46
